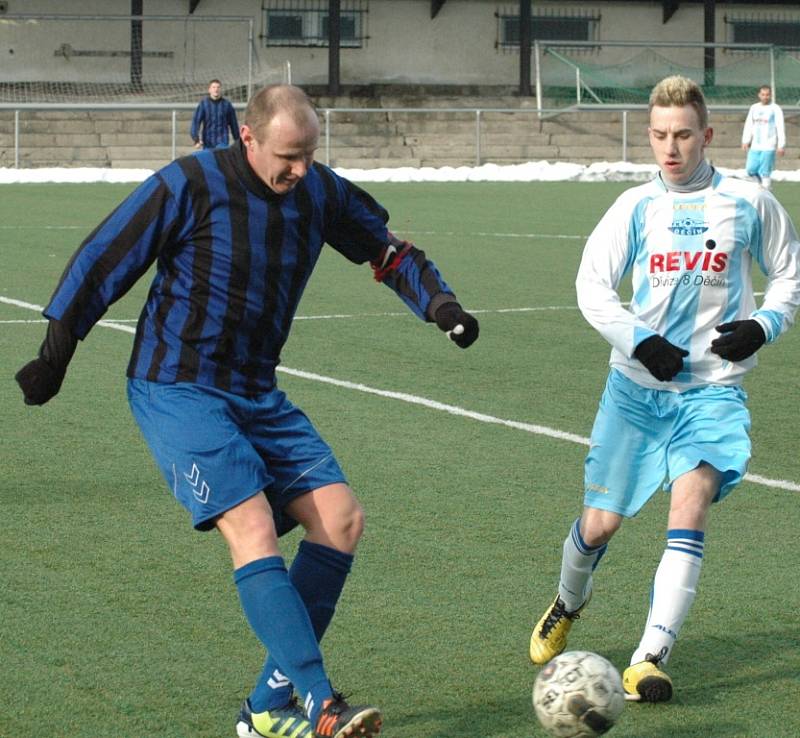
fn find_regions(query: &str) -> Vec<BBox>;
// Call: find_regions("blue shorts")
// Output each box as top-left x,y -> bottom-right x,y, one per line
127,379 -> 346,533
583,370 -> 751,517
745,149 -> 776,178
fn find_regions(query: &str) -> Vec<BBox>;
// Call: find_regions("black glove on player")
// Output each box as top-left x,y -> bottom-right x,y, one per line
434,302 -> 479,349
15,318 -> 77,405
710,320 -> 766,362
633,335 -> 689,382
15,358 -> 66,406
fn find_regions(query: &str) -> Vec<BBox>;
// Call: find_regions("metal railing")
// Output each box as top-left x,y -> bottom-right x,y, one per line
2,102 -> 796,169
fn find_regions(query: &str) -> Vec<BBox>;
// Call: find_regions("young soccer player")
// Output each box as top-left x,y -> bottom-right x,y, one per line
741,84 -> 786,190
529,75 -> 800,702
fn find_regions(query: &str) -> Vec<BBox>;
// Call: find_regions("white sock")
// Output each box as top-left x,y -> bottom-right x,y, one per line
762,176 -> 772,190
558,518 -> 607,612
631,529 -> 704,666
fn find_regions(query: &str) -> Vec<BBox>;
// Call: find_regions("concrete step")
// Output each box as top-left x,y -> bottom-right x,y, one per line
17,146 -> 110,162
110,159 -> 177,169
106,145 -> 195,160
93,119 -> 194,134
99,132 -> 198,146
19,119 -> 101,134
325,144 -> 413,158
16,157 -> 111,167
386,110 -> 485,123
327,135 -> 405,147
320,110 -> 392,125
16,132 -> 102,146
322,120 -> 401,135
418,157 -> 484,167
483,145 -> 561,159
401,131 -> 551,146
327,156 -> 423,168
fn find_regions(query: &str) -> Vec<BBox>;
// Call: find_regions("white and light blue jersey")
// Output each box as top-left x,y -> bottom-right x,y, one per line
576,169 -> 800,390
742,102 -> 785,151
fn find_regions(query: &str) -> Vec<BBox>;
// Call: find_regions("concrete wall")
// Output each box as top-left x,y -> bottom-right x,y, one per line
0,0 -> 254,87
0,1 -> 795,89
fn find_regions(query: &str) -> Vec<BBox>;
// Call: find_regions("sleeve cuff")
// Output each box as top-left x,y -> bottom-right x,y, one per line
426,292 -> 458,323
751,313 -> 775,343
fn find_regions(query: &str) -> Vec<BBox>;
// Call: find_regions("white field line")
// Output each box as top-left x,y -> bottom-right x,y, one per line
403,230 -> 586,240
5,296 -> 768,325
3,294 -> 796,492
0,224 -> 85,230
1,224 -> 586,239
0,303 -> 581,326
293,305 -> 582,321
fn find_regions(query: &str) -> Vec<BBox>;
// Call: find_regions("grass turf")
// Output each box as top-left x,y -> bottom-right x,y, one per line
1,181 -> 798,737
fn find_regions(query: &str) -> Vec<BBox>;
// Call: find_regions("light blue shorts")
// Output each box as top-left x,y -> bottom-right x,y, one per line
127,379 -> 346,533
583,370 -> 751,518
745,149 -> 776,178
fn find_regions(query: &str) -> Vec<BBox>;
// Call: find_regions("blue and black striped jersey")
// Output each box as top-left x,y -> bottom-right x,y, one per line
190,96 -> 239,148
44,142 -> 455,395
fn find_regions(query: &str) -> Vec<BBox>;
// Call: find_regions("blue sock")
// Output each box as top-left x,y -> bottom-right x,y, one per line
234,556 -> 333,722
250,542 -> 353,712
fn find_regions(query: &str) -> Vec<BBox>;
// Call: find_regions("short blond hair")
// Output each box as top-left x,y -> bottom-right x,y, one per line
649,75 -> 708,129
244,84 -> 317,141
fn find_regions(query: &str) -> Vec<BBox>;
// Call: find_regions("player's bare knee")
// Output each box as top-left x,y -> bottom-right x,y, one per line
333,500 -> 365,552
580,509 -> 622,546
217,510 -> 280,567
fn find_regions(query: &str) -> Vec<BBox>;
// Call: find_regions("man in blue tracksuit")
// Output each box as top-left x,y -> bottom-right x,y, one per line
191,78 -> 240,149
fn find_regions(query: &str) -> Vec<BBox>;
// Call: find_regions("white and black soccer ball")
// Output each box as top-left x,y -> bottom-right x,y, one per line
533,651 -> 625,737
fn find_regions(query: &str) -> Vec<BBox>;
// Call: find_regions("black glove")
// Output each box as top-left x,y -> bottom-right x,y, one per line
434,302 -> 479,349
710,320 -> 766,362
15,318 -> 77,405
633,335 -> 689,381
15,357 -> 65,406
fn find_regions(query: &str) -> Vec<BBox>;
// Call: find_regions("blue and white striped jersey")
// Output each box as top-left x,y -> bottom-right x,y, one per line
576,169 -> 800,390
44,143 -> 455,395
742,102 -> 785,152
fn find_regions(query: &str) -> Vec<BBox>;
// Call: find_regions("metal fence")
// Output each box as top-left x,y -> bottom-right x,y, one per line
2,102 -> 797,169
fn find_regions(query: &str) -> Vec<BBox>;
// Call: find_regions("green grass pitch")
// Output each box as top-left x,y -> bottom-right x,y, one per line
1,181 -> 799,738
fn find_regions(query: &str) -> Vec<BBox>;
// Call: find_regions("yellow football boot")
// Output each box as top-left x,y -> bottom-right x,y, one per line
623,655 -> 673,703
529,594 -> 590,665
236,697 -> 314,738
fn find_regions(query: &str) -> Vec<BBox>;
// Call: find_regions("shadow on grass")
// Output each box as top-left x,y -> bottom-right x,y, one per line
391,693 -> 751,738
388,628 -> 799,738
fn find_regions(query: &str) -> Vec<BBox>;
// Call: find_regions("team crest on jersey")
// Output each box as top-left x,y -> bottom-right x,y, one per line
668,217 -> 709,236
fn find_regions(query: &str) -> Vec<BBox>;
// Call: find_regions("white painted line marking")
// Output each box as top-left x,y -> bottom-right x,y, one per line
3,294 -> 795,492
0,225 -> 85,230
403,230 -> 587,240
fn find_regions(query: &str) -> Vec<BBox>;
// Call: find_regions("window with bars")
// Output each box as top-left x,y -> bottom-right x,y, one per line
496,7 -> 600,52
725,14 -> 800,49
262,1 -> 368,48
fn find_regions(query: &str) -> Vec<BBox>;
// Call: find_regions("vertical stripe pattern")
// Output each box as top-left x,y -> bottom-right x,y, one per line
43,144 -> 455,395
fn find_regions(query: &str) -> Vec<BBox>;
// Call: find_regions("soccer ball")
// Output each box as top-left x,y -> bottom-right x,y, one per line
532,651 -> 625,737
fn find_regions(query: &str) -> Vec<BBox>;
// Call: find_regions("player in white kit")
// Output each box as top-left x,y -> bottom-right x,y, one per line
742,84 -> 786,190
529,76 -> 800,702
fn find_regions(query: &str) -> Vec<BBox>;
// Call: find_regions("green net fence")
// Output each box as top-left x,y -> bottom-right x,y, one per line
539,44 -> 800,107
